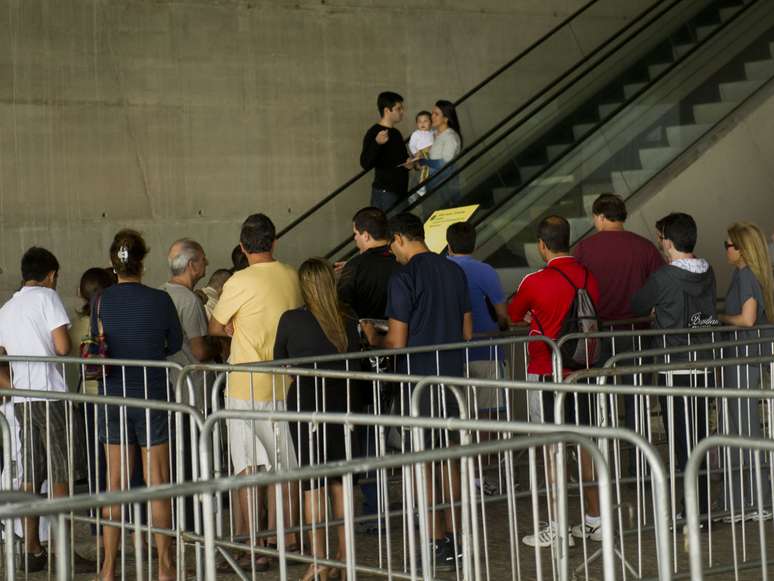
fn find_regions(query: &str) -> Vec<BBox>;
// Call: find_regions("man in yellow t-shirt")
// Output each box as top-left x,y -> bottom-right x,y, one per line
209,213 -> 302,567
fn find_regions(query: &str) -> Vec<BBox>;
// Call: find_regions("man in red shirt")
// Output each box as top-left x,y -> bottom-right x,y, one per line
508,215 -> 603,548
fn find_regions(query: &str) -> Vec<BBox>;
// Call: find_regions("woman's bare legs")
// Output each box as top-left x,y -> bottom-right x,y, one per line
99,443 -> 135,581
140,443 -> 175,580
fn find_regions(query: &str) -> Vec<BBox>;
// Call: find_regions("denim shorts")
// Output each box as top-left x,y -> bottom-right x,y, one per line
97,405 -> 170,447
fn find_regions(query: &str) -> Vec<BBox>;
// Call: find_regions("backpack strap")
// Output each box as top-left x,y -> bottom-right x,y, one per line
547,265 -> 583,291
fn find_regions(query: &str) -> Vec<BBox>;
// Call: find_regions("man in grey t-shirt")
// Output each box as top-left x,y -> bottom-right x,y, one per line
162,238 -> 214,409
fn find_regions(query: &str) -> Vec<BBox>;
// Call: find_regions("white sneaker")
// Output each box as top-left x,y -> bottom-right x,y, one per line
722,508 -> 773,524
522,523 -> 576,548
571,521 -> 603,542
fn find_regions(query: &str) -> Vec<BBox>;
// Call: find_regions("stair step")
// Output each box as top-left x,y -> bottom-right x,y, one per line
672,44 -> 696,60
572,123 -> 597,141
692,100 -> 738,124
570,216 -> 593,239
519,165 -> 544,184
598,103 -> 622,119
495,267 -> 536,295
546,143 -> 572,162
580,181 -> 613,196
696,24 -> 719,41
665,124 -> 711,148
638,146 -> 684,169
623,83 -> 648,99
718,6 -> 742,22
583,194 -> 597,216
523,243 -> 543,268
744,59 -> 774,81
491,186 -> 517,206
648,62 -> 672,80
611,169 -> 656,195
719,79 -> 766,102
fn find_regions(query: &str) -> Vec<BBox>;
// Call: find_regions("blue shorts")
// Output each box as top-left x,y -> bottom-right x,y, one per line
97,405 -> 170,447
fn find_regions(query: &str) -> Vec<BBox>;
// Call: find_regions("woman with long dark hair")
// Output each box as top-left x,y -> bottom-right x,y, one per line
273,258 -> 364,581
422,99 -> 463,207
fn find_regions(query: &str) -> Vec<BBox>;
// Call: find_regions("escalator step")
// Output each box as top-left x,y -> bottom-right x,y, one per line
692,100 -> 738,124
744,59 -> 774,81
718,79 -> 766,101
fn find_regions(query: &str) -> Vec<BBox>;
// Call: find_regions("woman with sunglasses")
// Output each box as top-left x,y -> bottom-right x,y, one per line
718,222 -> 774,520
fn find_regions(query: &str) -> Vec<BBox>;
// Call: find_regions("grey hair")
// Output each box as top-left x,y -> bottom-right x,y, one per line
168,238 -> 203,276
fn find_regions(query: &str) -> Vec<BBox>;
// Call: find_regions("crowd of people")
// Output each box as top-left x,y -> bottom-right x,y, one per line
0,187 -> 772,577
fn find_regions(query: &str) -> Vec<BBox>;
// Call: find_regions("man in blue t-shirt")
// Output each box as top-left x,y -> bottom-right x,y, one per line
446,222 -> 509,413
362,212 -> 472,572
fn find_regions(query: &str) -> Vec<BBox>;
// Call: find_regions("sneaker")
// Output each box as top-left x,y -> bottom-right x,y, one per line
417,538 -> 457,572
18,550 -> 47,573
571,521 -> 603,542
522,523 -> 576,548
721,508 -> 773,524
444,534 -> 463,559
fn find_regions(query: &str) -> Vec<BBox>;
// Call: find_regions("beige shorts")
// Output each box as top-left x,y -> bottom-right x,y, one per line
225,397 -> 298,475
467,360 -> 507,411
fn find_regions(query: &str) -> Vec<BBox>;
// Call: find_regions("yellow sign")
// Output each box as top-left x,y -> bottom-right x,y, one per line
424,204 -> 479,253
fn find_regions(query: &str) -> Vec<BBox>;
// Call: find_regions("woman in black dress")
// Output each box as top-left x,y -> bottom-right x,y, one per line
274,257 -> 364,581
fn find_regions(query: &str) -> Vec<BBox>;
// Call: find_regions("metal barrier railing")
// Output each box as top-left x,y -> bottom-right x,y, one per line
0,362 -> 203,581
3,323 -> 773,580
560,354 -> 774,577
685,435 -> 774,581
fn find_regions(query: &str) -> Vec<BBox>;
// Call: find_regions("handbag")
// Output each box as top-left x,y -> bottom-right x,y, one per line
79,294 -> 109,380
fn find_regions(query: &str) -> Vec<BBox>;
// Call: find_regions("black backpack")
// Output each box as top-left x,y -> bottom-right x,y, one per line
536,266 -> 601,370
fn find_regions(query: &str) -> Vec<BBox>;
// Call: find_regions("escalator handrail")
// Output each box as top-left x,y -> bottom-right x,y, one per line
465,0 -> 762,241
323,0 -> 687,260
275,0 -> 606,239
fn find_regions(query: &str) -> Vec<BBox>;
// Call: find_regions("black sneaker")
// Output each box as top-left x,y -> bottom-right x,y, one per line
417,538 -> 457,572
18,550 -> 47,573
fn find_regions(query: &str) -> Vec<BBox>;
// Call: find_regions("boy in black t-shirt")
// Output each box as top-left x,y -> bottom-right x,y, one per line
360,91 -> 411,211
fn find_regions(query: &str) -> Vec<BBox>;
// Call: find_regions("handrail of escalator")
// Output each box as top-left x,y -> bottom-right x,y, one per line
322,0 -> 682,260
274,0 -> 605,240
463,0 -> 761,237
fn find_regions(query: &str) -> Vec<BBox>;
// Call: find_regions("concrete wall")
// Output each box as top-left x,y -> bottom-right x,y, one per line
625,81 -> 774,295
0,0 -> 654,310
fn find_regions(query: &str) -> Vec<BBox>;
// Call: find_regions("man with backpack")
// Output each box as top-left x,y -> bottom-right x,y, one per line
508,215 -> 603,547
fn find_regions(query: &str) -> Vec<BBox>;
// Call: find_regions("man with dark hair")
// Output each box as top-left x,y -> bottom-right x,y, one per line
446,222 -> 509,411
360,91 -> 411,211
209,214 -> 302,570
362,212 -> 473,571
575,194 -> 663,322
573,193 -> 663,440
631,212 -> 716,518
240,213 -> 276,253
337,206 -> 401,531
508,216 -> 603,547
0,247 -> 92,572
338,207 -> 400,320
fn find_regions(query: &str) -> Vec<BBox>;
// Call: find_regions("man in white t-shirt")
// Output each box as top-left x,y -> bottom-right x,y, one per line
0,247 -> 90,572
161,238 -> 215,410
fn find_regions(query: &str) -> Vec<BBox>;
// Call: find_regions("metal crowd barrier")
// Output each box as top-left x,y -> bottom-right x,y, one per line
0,429 -> 636,581
0,354 -> 202,581
562,352 -> 774,579
685,435 -> 774,581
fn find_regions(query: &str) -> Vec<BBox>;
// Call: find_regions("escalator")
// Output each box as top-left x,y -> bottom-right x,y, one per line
279,0 -> 774,279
